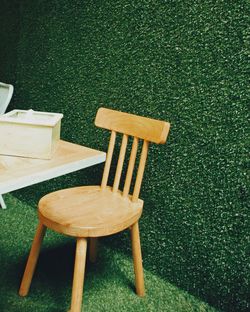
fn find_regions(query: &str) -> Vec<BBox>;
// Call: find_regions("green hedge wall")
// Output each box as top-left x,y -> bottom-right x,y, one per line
1,1 -> 249,311
0,1 -> 20,86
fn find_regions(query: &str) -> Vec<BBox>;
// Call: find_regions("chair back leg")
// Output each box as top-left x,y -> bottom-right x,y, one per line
89,238 -> 98,263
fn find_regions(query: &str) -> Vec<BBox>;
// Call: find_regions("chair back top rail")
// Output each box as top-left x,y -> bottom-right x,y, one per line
96,107 -> 171,200
95,107 -> 170,144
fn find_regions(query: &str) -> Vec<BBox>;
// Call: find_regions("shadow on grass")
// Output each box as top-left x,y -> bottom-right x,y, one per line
0,238 -> 138,312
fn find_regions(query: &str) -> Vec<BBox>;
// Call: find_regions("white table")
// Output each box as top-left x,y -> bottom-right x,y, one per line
0,140 -> 106,208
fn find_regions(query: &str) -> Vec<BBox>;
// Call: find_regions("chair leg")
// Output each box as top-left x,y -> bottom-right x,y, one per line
19,222 -> 46,296
130,222 -> 145,297
89,238 -> 98,263
69,238 -> 87,312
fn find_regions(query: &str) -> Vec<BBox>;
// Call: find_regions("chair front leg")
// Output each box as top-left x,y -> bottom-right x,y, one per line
70,238 -> 87,312
130,222 -> 145,297
19,222 -> 47,296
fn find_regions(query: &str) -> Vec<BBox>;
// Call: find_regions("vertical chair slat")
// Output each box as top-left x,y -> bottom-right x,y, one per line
113,134 -> 128,192
101,130 -> 116,189
123,137 -> 139,197
132,140 -> 149,202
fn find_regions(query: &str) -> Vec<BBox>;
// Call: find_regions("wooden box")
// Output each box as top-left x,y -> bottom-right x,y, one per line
0,109 -> 63,159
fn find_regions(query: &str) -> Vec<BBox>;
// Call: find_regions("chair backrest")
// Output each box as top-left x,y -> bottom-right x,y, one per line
0,82 -> 14,114
95,107 -> 170,202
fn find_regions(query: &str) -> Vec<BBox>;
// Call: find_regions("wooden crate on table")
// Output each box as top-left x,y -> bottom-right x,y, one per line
0,109 -> 63,159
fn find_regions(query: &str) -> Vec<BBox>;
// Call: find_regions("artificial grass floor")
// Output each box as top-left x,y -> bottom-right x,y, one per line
0,193 -> 218,312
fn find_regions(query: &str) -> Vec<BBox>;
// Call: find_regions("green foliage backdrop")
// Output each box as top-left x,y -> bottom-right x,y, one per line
1,1 -> 249,311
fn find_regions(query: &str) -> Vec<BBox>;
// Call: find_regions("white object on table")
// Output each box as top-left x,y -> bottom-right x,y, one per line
0,140 -> 106,209
0,82 -> 14,114
0,109 -> 63,160
0,82 -> 14,208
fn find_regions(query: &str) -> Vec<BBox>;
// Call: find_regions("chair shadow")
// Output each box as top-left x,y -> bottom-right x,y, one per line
1,238 -> 136,312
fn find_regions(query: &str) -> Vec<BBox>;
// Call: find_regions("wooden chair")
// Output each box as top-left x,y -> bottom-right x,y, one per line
19,107 -> 170,312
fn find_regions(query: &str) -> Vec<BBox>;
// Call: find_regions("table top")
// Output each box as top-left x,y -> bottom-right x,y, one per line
0,140 -> 106,194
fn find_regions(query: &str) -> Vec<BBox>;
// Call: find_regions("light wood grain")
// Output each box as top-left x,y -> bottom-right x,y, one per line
38,186 -> 143,237
70,238 -> 87,312
0,140 -> 106,195
123,137 -> 139,197
113,134 -> 128,192
95,107 -> 170,144
19,223 -> 46,296
132,140 -> 149,202
101,130 -> 116,189
131,222 -> 145,297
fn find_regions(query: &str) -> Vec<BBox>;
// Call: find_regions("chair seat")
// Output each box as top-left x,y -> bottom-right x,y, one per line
38,186 -> 144,237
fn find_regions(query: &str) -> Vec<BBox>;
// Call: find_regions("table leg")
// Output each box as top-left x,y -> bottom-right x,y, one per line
0,194 -> 6,209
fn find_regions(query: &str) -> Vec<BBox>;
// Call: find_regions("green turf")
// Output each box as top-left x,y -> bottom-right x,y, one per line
0,0 -> 249,311
0,194 -> 217,312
